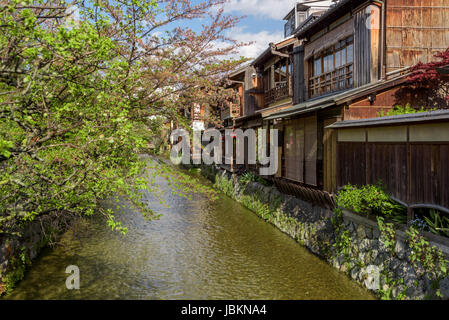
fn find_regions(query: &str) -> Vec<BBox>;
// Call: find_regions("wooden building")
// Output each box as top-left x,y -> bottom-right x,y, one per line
251,36 -> 297,117
283,1 -> 332,39
219,65 -> 265,172
259,0 -> 449,208
220,0 -> 449,209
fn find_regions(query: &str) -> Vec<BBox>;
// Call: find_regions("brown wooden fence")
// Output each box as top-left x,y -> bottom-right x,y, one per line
330,113 -> 449,215
337,141 -> 449,214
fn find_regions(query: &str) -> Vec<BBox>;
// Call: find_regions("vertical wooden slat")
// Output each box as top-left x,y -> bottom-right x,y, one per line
305,115 -> 317,186
323,118 -> 338,192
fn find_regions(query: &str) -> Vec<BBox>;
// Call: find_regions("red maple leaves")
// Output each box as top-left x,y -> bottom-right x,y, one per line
407,48 -> 449,102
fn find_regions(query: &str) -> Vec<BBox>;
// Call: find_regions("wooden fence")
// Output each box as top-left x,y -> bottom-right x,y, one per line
332,117 -> 449,217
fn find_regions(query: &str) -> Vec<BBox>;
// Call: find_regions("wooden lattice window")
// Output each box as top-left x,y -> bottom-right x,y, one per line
308,36 -> 354,98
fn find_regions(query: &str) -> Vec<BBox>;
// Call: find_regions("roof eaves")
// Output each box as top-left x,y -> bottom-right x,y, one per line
326,110 -> 449,129
283,7 -> 295,20
265,102 -> 335,120
295,0 -> 364,39
294,15 -> 318,35
234,113 -> 261,122
251,47 -> 272,67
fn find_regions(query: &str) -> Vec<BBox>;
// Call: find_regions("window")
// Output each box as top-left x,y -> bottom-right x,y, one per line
297,12 -> 307,25
264,57 -> 291,105
323,51 -> 333,73
308,36 -> 354,98
314,57 -> 321,77
284,14 -> 295,38
274,60 -> 288,86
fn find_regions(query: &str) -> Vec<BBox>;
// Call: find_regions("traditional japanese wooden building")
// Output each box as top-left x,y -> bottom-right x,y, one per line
221,0 -> 449,209
258,0 -> 449,208
219,65 -> 265,171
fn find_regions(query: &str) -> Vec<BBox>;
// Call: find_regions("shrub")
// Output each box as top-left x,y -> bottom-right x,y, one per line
336,184 -> 407,223
239,171 -> 270,187
378,103 -> 435,117
423,209 -> 449,238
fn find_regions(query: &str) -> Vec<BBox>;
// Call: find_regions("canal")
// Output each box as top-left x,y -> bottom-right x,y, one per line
5,165 -> 374,300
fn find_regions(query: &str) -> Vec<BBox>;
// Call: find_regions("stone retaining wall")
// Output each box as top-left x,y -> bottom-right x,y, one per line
201,165 -> 449,300
0,215 -> 69,296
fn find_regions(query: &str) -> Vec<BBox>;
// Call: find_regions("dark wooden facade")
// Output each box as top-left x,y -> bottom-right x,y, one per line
292,45 -> 306,105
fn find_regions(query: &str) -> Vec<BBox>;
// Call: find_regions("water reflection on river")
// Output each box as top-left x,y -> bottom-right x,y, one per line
6,166 -> 374,300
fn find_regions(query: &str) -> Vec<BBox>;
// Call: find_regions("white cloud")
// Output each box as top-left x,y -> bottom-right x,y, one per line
218,0 -> 337,58
230,29 -> 284,59
221,0 -> 336,20
223,0 -> 296,20
209,27 -> 283,60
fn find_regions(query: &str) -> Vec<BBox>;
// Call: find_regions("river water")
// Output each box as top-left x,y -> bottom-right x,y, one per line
5,166 -> 374,300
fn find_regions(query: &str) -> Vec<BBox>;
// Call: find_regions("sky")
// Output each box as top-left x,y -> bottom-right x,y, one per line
219,0 -> 295,59
217,0 -> 335,59
70,0 -> 334,61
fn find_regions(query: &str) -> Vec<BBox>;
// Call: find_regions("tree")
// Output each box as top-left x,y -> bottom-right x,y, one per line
0,0 -> 246,237
395,48 -> 449,109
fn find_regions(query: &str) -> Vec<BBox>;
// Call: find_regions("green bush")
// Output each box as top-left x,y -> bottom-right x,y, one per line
423,210 -> 449,238
336,184 -> 407,223
378,103 -> 435,117
239,172 -> 257,185
213,175 -> 234,198
240,195 -> 271,221
239,171 -> 270,187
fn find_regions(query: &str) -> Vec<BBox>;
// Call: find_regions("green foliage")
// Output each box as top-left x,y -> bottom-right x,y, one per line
330,208 -> 353,260
378,270 -> 407,300
423,210 -> 449,238
240,195 -> 272,221
239,171 -> 270,186
0,0 -> 237,238
330,208 -> 366,272
377,216 -> 396,255
336,184 -> 407,223
214,174 -> 235,198
0,139 -> 13,158
213,173 -> 277,222
406,226 -> 449,282
335,227 -> 352,259
378,103 -> 436,117
239,171 -> 257,185
1,247 -> 29,295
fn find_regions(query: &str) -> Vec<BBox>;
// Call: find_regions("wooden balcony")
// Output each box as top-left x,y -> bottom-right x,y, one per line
230,103 -> 242,118
264,81 -> 291,106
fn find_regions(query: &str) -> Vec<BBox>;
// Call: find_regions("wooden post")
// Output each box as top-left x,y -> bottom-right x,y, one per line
406,125 -> 412,223
407,207 -> 414,222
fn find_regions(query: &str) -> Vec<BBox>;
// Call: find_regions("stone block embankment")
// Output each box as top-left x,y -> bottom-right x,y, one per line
201,165 -> 449,300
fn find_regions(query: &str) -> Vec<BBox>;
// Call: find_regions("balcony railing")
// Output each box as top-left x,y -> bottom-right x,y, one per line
264,81 -> 291,105
230,103 -> 241,118
308,63 -> 353,98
